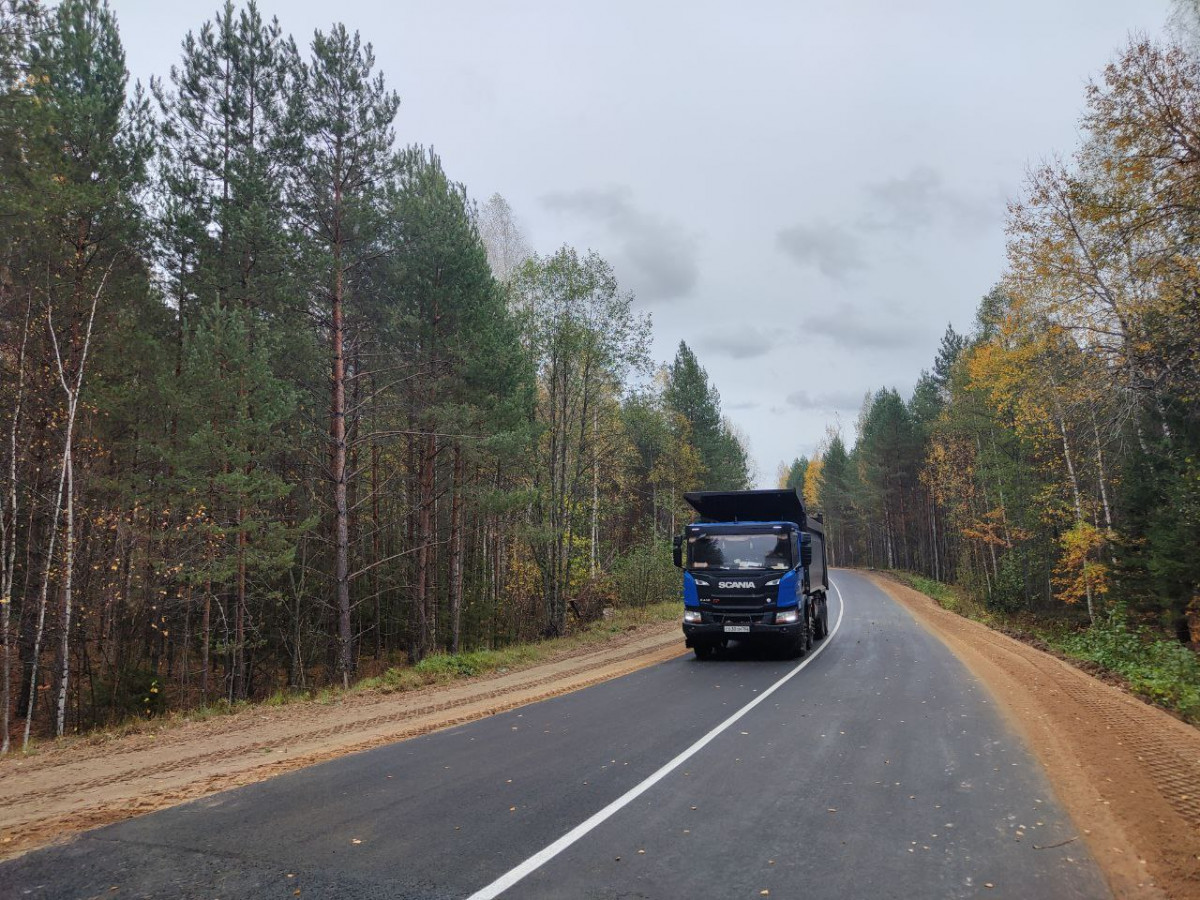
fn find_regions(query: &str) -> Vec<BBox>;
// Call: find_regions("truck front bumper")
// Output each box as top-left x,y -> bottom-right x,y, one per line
683,620 -> 800,647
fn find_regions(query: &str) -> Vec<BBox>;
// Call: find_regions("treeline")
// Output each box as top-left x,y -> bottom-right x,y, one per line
0,0 -> 750,748
790,35 -> 1200,644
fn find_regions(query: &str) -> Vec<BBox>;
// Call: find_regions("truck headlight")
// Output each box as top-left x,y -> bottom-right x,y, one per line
683,609 -> 703,624
765,578 -> 780,587
775,608 -> 799,624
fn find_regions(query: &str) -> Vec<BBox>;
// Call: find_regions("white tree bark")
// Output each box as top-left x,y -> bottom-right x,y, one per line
49,264 -> 108,739
1,295 -> 32,755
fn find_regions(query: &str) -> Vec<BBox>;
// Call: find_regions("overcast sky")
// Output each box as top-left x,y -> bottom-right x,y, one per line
110,0 -> 1173,484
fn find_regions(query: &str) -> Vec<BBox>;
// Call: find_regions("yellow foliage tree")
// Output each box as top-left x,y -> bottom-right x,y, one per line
803,457 -> 823,512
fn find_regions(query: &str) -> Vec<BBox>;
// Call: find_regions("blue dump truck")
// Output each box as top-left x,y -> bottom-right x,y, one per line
672,489 -> 829,660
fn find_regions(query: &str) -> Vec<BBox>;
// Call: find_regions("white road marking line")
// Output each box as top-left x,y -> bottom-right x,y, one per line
464,578 -> 848,900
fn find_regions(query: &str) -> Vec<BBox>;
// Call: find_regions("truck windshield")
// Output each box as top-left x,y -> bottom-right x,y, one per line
687,533 -> 791,571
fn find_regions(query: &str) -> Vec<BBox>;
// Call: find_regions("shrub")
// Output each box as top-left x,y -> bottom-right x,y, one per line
1060,604 -> 1200,719
611,541 -> 678,608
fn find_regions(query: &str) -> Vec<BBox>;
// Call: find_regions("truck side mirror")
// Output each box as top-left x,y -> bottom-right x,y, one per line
672,535 -> 683,568
799,533 -> 813,568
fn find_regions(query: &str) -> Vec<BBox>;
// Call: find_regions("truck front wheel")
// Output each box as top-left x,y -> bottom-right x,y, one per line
694,643 -> 715,661
786,614 -> 811,659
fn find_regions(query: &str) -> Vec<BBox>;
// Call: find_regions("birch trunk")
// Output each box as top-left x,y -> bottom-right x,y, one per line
1056,410 -> 1093,622
49,263 -> 106,739
1,295 -> 32,754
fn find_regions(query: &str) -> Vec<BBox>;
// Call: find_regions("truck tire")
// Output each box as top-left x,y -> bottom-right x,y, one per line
813,595 -> 828,639
786,613 -> 810,659
805,605 -> 815,652
694,643 -> 715,661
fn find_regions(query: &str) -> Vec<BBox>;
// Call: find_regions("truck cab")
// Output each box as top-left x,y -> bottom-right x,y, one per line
673,489 -> 828,660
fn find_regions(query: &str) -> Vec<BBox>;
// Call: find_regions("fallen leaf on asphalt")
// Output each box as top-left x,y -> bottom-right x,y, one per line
351,839 -> 362,845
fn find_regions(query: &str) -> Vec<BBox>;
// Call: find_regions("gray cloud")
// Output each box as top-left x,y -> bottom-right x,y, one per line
776,222 -> 866,281
785,388 -> 868,412
861,167 -> 995,234
696,326 -> 791,361
541,186 -> 699,302
805,302 -> 923,351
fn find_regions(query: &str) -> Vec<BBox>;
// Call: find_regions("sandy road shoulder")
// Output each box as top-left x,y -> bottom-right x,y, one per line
865,572 -> 1200,900
0,622 -> 686,861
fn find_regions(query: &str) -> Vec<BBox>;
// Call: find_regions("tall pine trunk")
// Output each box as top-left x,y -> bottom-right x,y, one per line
332,241 -> 352,687
414,430 -> 436,660
449,445 -> 465,654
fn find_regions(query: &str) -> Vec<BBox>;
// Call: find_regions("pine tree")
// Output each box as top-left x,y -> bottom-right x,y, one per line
386,148 -> 532,659
292,23 -> 398,685
170,301 -> 300,700
664,342 -> 749,490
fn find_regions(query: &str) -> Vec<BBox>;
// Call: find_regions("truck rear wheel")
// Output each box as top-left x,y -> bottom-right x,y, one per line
813,595 -> 828,639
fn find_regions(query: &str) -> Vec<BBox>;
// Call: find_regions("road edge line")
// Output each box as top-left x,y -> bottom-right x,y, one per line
464,578 -> 847,900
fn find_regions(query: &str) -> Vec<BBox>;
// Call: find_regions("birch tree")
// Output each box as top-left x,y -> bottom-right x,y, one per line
517,248 -> 649,635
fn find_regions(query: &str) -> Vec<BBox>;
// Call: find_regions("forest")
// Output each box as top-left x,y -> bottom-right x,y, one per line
788,33 -> 1200,669
0,0 -> 753,749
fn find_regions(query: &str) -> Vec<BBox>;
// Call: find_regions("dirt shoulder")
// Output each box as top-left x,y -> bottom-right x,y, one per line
0,622 -> 685,861
865,572 -> 1200,900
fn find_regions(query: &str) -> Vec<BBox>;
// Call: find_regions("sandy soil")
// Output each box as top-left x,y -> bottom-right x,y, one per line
866,572 -> 1200,900
0,623 -> 685,862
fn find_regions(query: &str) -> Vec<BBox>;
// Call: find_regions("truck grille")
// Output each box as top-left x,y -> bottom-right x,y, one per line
708,612 -> 768,625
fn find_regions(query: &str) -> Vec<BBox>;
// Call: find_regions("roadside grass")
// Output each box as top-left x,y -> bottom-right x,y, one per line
355,600 -> 680,695
890,571 -> 996,624
11,600 -> 681,756
1055,606 -> 1200,721
890,570 -> 1200,724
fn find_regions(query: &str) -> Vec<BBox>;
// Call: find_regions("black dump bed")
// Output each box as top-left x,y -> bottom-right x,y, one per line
804,516 -> 829,595
684,489 -> 828,594
683,489 -> 808,526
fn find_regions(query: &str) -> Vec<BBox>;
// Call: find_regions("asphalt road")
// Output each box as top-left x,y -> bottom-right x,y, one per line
1,571 -> 1111,899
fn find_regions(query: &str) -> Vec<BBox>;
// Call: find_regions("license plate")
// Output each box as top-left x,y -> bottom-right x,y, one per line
723,624 -> 750,634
